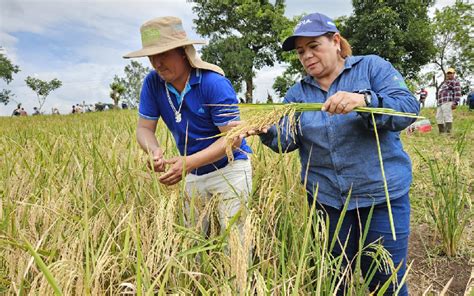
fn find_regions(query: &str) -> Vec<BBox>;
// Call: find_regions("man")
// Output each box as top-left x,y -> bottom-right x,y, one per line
123,17 -> 252,238
417,88 -> 428,108
468,87 -> 474,111
436,68 -> 461,133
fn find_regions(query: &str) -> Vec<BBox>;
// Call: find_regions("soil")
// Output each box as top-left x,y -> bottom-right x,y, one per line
408,223 -> 473,295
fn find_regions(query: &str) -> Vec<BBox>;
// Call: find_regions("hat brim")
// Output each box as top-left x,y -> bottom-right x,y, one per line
123,39 -> 206,58
282,31 -> 336,51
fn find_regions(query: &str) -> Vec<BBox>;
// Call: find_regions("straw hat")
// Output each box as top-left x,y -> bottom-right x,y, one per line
123,16 -> 224,75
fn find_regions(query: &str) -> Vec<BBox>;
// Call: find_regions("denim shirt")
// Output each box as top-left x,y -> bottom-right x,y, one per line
260,55 -> 419,210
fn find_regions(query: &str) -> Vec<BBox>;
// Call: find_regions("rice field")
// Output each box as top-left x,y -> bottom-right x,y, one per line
0,107 -> 472,295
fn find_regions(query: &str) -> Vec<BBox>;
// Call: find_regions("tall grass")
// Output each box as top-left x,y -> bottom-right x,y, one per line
415,128 -> 473,257
0,111 -> 404,294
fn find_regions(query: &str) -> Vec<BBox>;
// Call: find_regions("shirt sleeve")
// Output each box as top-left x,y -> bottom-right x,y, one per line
453,80 -> 462,104
138,72 -> 161,120
357,55 -> 420,131
205,75 -> 240,126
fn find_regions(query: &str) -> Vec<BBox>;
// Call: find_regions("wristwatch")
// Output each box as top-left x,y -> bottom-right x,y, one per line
363,92 -> 372,107
355,90 -> 372,107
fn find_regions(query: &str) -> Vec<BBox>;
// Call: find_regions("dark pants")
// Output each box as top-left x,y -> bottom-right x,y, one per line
314,194 -> 410,296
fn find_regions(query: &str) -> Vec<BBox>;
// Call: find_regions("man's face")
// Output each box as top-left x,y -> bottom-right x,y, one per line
148,48 -> 188,84
446,72 -> 455,80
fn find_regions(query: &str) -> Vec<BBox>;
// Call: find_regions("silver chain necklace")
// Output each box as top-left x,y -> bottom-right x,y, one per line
165,73 -> 190,123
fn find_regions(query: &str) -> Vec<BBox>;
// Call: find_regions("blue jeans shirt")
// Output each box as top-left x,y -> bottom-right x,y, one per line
260,55 -> 419,210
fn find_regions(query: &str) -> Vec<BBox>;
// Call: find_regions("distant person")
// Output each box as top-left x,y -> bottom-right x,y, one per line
417,88 -> 428,108
12,104 -> 22,116
72,105 -> 76,114
32,107 -> 40,115
436,68 -> 461,133
468,87 -> 474,111
52,107 -> 60,115
19,108 -> 27,116
121,102 -> 128,109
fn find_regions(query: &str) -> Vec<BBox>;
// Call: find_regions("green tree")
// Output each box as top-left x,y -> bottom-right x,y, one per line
192,0 -> 288,102
0,52 -> 20,105
113,60 -> 151,108
25,76 -> 62,112
272,14 -> 305,98
109,81 -> 126,108
339,0 -> 436,79
430,1 -> 473,99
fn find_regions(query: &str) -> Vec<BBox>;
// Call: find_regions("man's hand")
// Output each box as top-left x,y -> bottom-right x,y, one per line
159,156 -> 190,185
148,148 -> 166,172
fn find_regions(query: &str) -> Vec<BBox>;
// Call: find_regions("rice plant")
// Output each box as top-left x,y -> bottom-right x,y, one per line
415,128 -> 473,257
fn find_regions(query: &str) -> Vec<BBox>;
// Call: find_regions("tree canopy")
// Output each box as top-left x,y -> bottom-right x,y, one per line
430,1 -> 473,96
109,81 -> 126,108
192,0 -> 288,102
113,60 -> 151,108
0,53 -> 20,105
25,76 -> 62,112
340,0 -> 436,79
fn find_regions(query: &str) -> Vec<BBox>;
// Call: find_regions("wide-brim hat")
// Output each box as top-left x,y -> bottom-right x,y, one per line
123,16 -> 224,75
282,13 -> 339,51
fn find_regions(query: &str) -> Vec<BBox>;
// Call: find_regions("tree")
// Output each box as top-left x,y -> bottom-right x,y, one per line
339,1 -> 436,79
113,60 -> 151,108
192,0 -> 289,103
272,14 -> 306,98
430,1 -> 473,99
0,53 -> 20,105
109,81 -> 126,108
25,76 -> 62,112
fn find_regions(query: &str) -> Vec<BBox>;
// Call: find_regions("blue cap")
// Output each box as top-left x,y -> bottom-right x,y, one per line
282,13 -> 339,51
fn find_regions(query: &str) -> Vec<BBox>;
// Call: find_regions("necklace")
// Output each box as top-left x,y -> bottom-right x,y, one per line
165,74 -> 190,123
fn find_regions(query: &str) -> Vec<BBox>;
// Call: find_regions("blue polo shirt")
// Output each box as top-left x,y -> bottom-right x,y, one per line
139,68 -> 251,175
260,55 -> 419,210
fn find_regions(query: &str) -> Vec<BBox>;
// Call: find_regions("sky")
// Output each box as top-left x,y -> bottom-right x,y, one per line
0,0 -> 456,116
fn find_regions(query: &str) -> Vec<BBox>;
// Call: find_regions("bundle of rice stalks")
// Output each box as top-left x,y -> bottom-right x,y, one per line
209,102 -> 421,162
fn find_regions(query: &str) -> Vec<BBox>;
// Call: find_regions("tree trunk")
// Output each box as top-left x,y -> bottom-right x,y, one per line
245,78 -> 253,103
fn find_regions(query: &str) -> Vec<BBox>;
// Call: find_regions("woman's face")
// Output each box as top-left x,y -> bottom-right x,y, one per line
295,34 -> 341,79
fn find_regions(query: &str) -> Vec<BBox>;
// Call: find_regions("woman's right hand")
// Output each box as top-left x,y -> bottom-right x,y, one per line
227,120 -> 270,138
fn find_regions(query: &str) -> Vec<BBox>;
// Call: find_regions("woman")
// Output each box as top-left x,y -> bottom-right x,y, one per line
259,13 -> 418,295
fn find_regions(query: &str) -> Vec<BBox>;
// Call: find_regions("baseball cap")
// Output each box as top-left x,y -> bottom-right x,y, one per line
447,68 -> 456,74
282,13 -> 339,51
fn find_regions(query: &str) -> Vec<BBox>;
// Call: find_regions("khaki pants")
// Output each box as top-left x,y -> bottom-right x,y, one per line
436,102 -> 453,124
184,159 -> 252,236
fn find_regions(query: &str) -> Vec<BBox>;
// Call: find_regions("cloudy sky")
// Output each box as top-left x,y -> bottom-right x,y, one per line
0,0 -> 455,116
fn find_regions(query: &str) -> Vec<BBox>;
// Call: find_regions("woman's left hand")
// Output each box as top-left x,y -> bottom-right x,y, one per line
322,91 -> 366,115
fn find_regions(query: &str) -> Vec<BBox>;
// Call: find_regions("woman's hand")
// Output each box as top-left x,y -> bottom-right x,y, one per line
322,91 -> 366,115
227,120 -> 270,138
